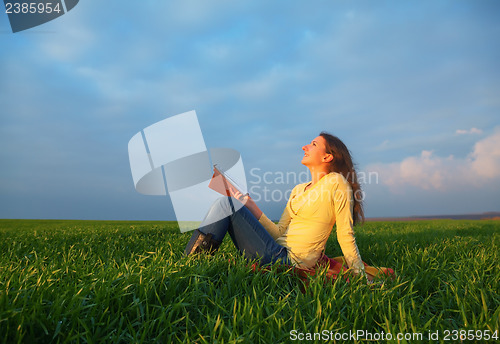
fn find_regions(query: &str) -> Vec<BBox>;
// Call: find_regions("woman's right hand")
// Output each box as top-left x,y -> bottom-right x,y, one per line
232,190 -> 250,204
232,191 -> 263,219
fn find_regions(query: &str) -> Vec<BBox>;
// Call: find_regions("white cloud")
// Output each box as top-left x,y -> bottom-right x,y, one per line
368,128 -> 500,193
456,127 -> 483,135
471,129 -> 500,179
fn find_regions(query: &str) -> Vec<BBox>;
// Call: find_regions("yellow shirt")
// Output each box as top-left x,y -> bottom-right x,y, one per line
258,172 -> 365,273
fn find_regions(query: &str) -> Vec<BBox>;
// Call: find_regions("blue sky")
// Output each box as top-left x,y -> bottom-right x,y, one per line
1,0 -> 499,221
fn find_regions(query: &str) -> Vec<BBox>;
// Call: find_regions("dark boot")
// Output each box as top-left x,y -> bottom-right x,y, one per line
184,229 -> 221,256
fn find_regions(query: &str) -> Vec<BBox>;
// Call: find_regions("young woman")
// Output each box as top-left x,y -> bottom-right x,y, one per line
185,132 -> 367,278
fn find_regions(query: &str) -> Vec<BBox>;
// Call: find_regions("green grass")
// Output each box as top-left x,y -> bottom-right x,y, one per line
0,219 -> 499,343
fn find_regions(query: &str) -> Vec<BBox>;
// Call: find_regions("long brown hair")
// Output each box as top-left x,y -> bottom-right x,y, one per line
320,132 -> 365,225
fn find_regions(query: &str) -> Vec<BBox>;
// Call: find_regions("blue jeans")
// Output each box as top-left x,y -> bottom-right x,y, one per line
198,197 -> 290,266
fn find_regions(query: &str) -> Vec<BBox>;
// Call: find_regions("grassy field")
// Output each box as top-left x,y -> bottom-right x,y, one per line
0,219 -> 498,343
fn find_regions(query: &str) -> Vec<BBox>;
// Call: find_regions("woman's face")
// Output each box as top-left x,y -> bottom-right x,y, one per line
301,136 -> 331,167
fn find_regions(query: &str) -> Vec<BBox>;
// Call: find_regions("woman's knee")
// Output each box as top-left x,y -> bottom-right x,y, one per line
215,196 -> 244,209
214,196 -> 231,209
209,196 -> 245,221
207,196 -> 233,219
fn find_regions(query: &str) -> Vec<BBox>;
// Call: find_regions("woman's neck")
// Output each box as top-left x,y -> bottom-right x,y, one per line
308,166 -> 330,187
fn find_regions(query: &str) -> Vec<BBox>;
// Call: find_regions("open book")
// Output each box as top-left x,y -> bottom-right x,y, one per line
208,165 -> 248,198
